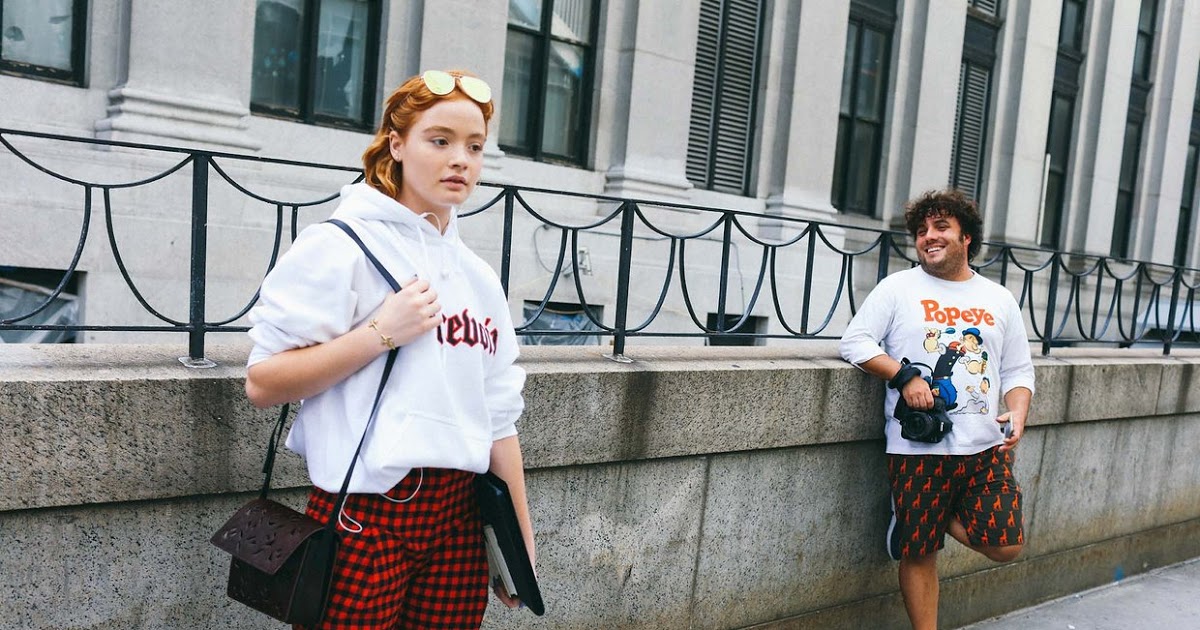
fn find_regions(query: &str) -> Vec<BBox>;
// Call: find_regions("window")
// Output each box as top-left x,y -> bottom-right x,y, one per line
1111,0 -> 1156,258
250,0 -> 381,129
1059,0 -> 1086,51
500,0 -> 598,165
1042,94 -> 1074,248
1177,71 -> 1200,267
832,0 -> 896,216
0,266 -> 80,344
685,0 -> 765,195
0,0 -> 86,85
1111,118 -> 1144,258
522,301 -> 602,345
1040,0 -> 1086,249
1132,0 -> 1156,82
949,1 -> 1001,201
705,312 -> 764,346
1176,140 -> 1198,267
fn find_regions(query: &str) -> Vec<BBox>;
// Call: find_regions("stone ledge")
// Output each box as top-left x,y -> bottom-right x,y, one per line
2,344 -> 1199,512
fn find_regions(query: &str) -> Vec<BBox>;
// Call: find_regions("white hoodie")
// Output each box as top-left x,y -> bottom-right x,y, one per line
247,183 -> 526,493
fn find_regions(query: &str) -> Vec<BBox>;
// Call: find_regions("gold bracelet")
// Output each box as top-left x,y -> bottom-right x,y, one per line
368,318 -> 396,350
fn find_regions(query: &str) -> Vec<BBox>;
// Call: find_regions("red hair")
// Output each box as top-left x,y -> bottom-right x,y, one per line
361,70 -> 494,200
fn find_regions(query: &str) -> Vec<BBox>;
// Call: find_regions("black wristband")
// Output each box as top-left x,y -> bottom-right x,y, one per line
888,364 -> 921,390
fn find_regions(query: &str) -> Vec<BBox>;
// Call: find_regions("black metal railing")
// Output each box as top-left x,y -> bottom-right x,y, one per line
1,127 -> 1197,363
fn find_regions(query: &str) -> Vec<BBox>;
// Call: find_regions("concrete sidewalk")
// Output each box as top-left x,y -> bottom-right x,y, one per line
959,558 -> 1200,629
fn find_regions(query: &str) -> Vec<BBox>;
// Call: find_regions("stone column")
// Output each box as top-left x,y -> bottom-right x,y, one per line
762,0 -> 848,220
413,0 -> 510,178
1063,0 -> 1138,256
95,0 -> 260,151
602,0 -> 699,200
1133,0 -> 1200,264
878,0 -> 966,225
981,0 -> 1060,245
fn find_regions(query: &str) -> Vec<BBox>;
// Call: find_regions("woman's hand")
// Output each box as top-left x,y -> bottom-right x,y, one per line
492,577 -> 523,609
372,277 -> 441,347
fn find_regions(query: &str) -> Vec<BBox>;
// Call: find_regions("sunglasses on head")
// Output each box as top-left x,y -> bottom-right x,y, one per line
421,70 -> 492,104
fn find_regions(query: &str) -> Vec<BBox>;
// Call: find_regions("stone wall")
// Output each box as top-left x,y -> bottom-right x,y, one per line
1,343 -> 1198,629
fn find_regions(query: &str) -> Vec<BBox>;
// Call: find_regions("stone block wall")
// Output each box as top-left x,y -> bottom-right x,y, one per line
1,344 -> 1198,629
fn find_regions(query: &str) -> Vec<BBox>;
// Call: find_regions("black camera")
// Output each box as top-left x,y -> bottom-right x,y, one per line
893,394 -> 954,443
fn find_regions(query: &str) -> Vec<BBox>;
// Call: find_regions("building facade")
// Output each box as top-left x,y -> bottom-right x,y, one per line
2,0 -> 1199,346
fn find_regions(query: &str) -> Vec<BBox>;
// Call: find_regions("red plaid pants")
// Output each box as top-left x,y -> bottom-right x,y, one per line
296,468 -> 489,630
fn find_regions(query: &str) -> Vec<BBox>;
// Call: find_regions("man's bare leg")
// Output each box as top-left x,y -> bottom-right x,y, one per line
898,551 -> 939,630
946,517 -> 1023,562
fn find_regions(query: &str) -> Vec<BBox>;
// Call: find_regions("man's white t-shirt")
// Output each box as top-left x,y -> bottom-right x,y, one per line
840,266 -> 1036,455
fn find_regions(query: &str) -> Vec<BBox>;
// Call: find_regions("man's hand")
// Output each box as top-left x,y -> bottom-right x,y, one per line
901,376 -> 935,410
996,411 -> 1024,451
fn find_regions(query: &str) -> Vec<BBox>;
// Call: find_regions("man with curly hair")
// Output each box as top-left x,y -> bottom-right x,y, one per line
840,189 -> 1036,630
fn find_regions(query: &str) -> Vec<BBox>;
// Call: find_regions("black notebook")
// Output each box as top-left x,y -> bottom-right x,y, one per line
475,472 -> 545,616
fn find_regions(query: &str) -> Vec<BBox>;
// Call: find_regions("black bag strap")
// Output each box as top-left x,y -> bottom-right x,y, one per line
256,218 -> 406,536
326,218 -> 403,291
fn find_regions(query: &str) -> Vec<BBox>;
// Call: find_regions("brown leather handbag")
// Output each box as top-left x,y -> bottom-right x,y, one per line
212,219 -> 401,625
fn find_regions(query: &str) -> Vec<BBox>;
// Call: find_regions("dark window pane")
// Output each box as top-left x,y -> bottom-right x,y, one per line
832,117 -> 851,203
1133,34 -> 1150,80
313,0 -> 369,120
1059,0 -> 1083,50
857,27 -> 888,120
1138,0 -> 1155,31
550,0 -> 593,44
1048,95 -> 1074,170
508,0 -> 543,30
541,41 -> 585,157
856,0 -> 897,15
1182,142 -> 1199,211
1176,142 -> 1198,265
839,23 -> 859,117
1041,171 -> 1064,247
1,0 -> 75,70
1112,189 -> 1132,257
846,122 -> 879,212
500,30 -> 538,151
1118,120 -> 1142,190
252,0 -> 306,112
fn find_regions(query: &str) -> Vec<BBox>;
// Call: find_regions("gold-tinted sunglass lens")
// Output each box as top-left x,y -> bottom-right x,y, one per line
457,76 -> 492,103
422,70 -> 456,96
421,70 -> 492,103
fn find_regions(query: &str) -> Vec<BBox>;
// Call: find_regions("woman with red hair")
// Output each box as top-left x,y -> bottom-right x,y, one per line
245,70 -> 533,629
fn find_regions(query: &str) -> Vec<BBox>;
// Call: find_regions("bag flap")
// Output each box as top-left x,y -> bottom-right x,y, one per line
210,498 -> 326,575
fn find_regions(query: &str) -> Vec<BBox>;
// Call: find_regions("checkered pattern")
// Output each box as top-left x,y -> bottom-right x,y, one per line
296,468 -> 489,630
886,446 -> 1024,558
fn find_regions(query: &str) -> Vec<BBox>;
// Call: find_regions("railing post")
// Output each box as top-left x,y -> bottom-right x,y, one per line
1164,269 -> 1181,356
800,226 -> 817,335
876,232 -> 892,283
611,200 -> 635,361
180,153 -> 216,368
499,187 -> 514,295
716,214 -> 733,336
1041,253 -> 1060,356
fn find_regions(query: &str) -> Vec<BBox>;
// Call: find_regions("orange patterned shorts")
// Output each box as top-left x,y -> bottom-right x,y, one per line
887,446 -> 1024,558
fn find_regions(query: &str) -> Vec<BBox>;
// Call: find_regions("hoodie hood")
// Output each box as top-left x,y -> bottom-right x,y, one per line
331,182 -> 463,279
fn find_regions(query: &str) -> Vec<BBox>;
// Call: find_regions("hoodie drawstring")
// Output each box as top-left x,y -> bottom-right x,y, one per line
336,468 -> 425,533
